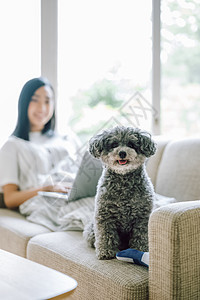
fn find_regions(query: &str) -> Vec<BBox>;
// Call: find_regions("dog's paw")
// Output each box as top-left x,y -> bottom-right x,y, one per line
96,249 -> 116,260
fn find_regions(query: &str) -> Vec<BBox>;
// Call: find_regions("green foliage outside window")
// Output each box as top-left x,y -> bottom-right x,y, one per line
69,74 -> 145,142
68,0 -> 200,140
162,0 -> 200,137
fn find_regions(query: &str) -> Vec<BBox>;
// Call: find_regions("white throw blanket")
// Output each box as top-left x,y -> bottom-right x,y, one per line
19,195 -> 95,231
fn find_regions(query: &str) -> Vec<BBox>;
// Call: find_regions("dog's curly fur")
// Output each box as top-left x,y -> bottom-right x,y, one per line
83,126 -> 157,260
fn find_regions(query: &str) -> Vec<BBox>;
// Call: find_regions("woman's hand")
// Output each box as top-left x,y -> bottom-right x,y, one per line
41,182 -> 72,194
3,182 -> 73,209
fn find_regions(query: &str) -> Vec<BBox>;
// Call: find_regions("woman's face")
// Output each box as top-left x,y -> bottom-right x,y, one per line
28,85 -> 54,132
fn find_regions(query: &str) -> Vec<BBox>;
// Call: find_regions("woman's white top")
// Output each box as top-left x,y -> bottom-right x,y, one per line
0,132 -> 78,192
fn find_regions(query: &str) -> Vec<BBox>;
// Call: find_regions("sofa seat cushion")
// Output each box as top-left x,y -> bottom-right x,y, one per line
0,209 -> 51,257
27,231 -> 148,300
155,138 -> 200,201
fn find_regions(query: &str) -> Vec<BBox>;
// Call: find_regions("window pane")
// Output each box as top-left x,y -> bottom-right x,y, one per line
58,0 -> 152,142
0,0 -> 41,147
161,0 -> 200,137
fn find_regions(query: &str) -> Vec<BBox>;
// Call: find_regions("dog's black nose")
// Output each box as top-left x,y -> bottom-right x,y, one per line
119,151 -> 126,159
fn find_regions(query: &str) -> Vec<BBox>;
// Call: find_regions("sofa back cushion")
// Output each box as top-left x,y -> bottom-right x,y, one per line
146,137 -> 169,188
155,138 -> 200,201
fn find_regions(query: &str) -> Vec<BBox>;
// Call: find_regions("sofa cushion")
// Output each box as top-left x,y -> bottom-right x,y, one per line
155,138 -> 200,201
146,137 -> 169,188
0,209 -> 51,257
27,231 -> 149,300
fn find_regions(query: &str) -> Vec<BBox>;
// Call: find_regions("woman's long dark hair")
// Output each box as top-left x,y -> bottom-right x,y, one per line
12,77 -> 56,141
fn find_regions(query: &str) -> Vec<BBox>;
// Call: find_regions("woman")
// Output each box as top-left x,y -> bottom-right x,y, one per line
0,77 -> 78,210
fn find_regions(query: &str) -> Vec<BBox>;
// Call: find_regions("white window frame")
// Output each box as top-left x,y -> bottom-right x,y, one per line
152,0 -> 161,135
41,0 -> 58,97
41,0 -> 161,134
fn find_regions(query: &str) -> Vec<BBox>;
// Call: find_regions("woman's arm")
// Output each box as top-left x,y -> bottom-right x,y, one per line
3,183 -> 70,209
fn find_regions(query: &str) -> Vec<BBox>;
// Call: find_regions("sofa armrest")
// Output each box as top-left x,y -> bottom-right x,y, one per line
149,200 -> 200,300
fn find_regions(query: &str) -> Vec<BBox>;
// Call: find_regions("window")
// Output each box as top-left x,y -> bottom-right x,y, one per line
1,0 -> 198,148
0,0 -> 41,147
58,0 -> 152,142
161,0 -> 200,137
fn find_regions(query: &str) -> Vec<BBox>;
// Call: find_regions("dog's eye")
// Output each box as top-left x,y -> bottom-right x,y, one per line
127,141 -> 135,149
110,141 -> 119,149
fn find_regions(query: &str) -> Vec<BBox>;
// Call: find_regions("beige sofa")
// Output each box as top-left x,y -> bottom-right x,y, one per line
0,136 -> 200,299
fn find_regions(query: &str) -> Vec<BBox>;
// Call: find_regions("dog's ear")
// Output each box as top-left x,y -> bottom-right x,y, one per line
89,133 -> 104,158
136,130 -> 157,158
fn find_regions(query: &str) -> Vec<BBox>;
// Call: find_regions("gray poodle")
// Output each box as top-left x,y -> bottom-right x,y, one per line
83,126 -> 156,260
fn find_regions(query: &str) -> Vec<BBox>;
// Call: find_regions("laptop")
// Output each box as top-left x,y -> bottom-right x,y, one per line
38,151 -> 103,202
